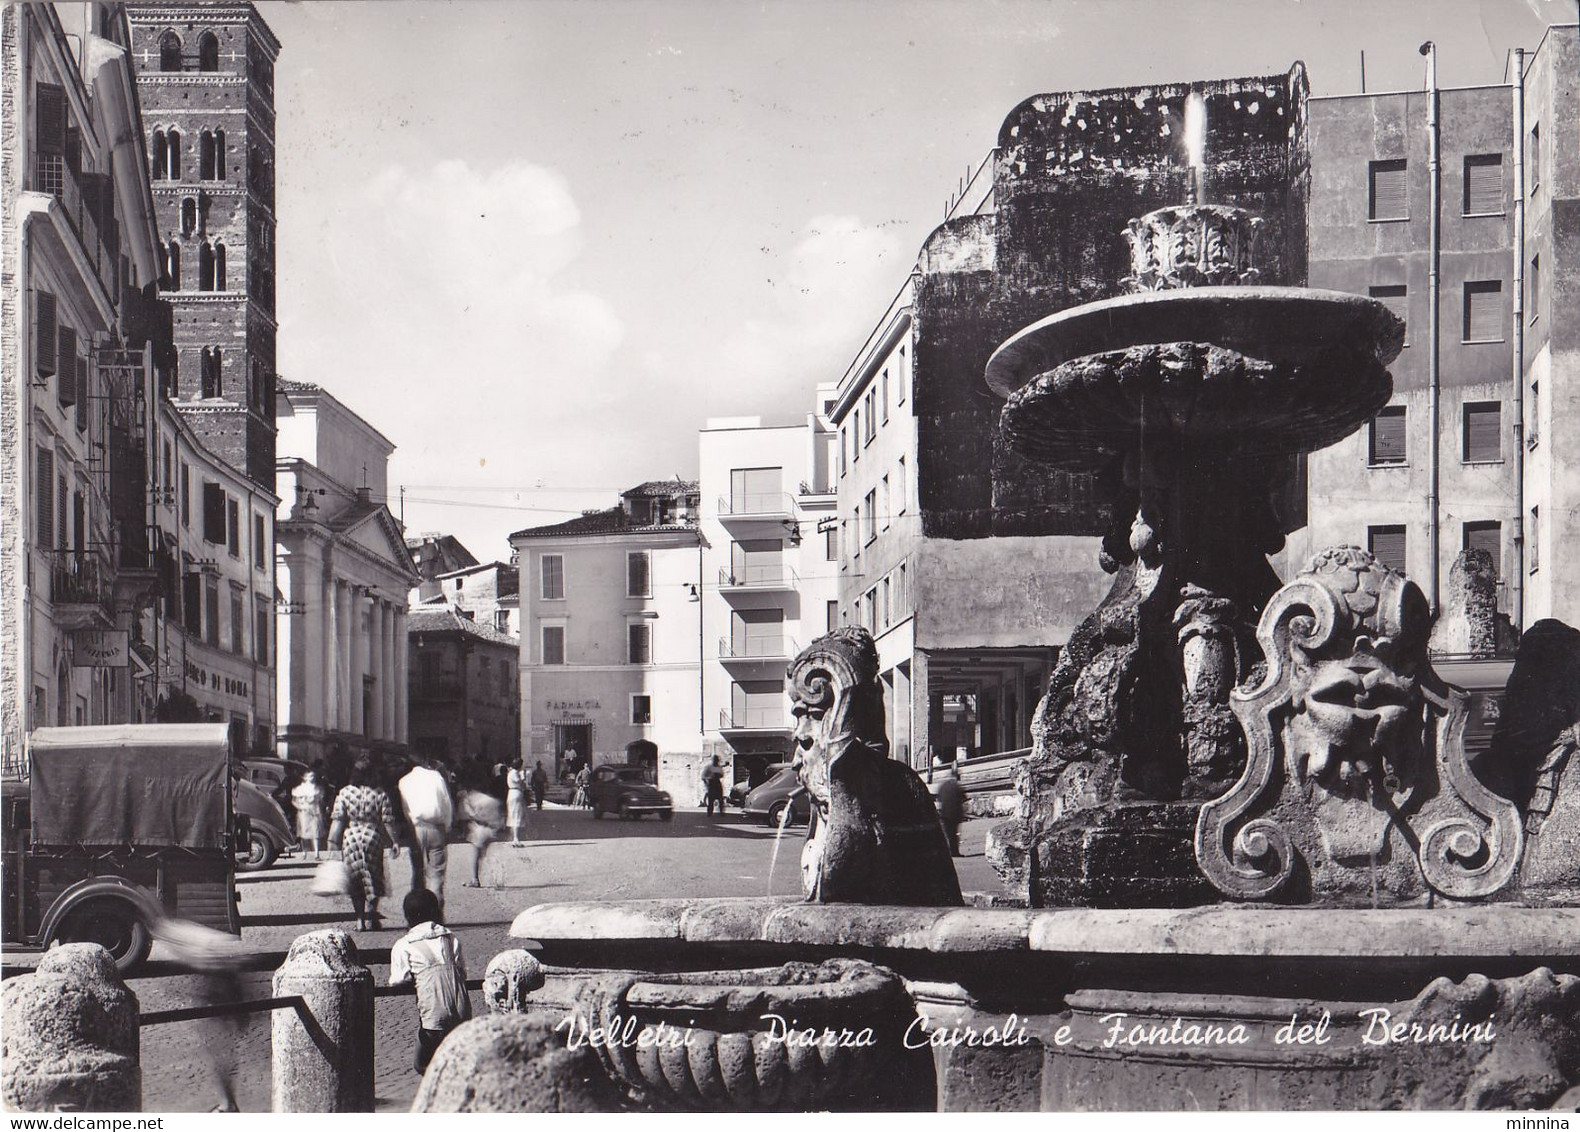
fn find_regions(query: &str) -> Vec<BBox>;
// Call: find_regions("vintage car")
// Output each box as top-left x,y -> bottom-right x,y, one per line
234,775 -> 297,871
1,724 -> 244,971
729,761 -> 792,808
587,764 -> 674,821
743,766 -> 813,827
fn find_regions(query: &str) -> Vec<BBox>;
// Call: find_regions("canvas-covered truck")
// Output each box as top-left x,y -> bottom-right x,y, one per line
1,724 -> 244,971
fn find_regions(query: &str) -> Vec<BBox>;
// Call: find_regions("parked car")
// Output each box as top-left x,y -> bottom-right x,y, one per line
234,775 -> 297,870
743,767 -> 812,827
240,756 -> 308,798
588,765 -> 674,821
2,724 -> 243,972
729,762 -> 791,808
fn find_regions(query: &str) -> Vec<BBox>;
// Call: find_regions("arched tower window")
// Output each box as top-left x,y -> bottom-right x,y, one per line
200,131 -> 215,180
214,130 -> 226,180
167,129 -> 181,180
181,197 -> 196,237
198,32 -> 219,72
167,240 -> 181,291
199,241 -> 214,291
200,348 -> 221,398
214,243 -> 226,290
159,31 -> 182,72
151,130 -> 168,180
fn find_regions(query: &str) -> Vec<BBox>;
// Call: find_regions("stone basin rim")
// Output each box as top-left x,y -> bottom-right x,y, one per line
983,286 -> 1406,400
510,899 -> 1580,959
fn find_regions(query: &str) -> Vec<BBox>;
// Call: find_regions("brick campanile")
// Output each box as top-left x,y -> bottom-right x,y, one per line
127,3 -> 280,492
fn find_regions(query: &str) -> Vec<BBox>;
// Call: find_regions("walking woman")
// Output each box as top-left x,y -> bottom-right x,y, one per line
292,762 -> 327,860
506,757 -> 528,846
327,757 -> 403,930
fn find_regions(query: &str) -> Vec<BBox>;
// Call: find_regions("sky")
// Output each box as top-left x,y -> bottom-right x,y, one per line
256,0 -> 1569,561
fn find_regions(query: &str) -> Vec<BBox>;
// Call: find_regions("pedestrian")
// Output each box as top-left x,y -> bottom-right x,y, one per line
935,761 -> 967,857
506,757 -> 527,846
701,755 -> 726,815
326,757 -> 403,930
456,786 -> 505,887
399,754 -> 454,917
388,886 -> 472,1075
572,761 -> 591,809
530,760 -> 549,811
146,916 -> 251,1111
291,763 -> 327,860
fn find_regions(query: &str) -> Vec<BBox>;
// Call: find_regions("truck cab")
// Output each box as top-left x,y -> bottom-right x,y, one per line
1,724 -> 243,971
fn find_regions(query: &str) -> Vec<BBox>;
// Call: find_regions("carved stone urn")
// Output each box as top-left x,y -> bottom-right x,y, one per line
569,959 -> 931,1111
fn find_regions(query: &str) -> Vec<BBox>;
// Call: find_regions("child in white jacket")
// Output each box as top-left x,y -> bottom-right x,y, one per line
389,887 -> 472,1072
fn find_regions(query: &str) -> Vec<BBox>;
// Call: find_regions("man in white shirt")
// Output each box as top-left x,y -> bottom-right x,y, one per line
398,755 -> 454,916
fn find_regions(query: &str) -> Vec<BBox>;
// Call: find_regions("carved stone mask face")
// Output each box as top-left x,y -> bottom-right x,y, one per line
791,686 -> 835,812
788,628 -> 882,817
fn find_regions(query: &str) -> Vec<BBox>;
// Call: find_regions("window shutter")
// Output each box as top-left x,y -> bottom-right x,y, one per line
36,448 -> 55,548
628,623 -> 651,665
57,475 -> 68,555
1464,281 -> 1504,341
35,83 -> 65,155
1463,403 -> 1502,462
1464,155 -> 1502,214
1368,527 -> 1407,573
627,551 -> 650,597
1370,409 -> 1407,464
34,291 -> 57,377
202,482 -> 226,543
183,572 -> 203,633
74,356 -> 88,432
1369,160 -> 1407,220
56,327 -> 76,406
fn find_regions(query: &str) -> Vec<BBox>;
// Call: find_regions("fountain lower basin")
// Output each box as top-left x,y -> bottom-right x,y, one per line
510,899 -> 1580,1111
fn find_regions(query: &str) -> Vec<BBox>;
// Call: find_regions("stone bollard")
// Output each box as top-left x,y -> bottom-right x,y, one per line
1,944 -> 140,1112
411,1014 -> 624,1112
271,929 -> 374,1112
482,950 -> 545,1014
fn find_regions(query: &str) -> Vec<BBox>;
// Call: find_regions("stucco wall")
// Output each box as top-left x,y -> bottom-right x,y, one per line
914,535 -> 1107,651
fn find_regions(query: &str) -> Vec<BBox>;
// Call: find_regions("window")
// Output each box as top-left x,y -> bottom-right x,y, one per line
1463,154 -> 1503,215
880,476 -> 891,531
204,576 -> 220,647
1463,521 -> 1501,575
1530,506 -> 1540,572
183,566 -> 201,635
881,370 -> 890,422
852,408 -> 861,461
151,130 -> 168,181
230,589 -> 245,654
201,347 -> 222,397
1368,285 -> 1408,345
1462,402 -> 1502,463
897,456 -> 907,512
214,243 -> 226,290
56,325 -> 77,407
167,129 -> 181,180
730,539 -> 782,585
540,554 -> 564,600
839,427 -> 848,476
897,345 -> 907,404
631,695 -> 653,725
199,242 -> 215,291
494,610 -> 510,633
729,467 -> 782,514
226,498 -> 241,556
181,462 -> 191,527
1369,405 -> 1407,466
255,597 -> 270,664
827,600 -> 839,634
202,482 -> 225,543
71,491 -> 84,553
200,132 -> 216,180
881,577 -> 892,628
159,31 -> 182,72
627,623 -> 652,665
198,32 -> 219,72
864,589 -> 877,634
1530,124 -> 1540,194
898,562 -> 908,614
167,240 -> 181,290
181,196 -> 196,236
1368,525 -> 1407,573
863,489 -> 877,544
253,513 -> 266,571
626,550 -> 651,597
1369,159 -> 1408,221
35,448 -> 54,547
1529,254 -> 1540,322
33,289 -> 57,378
215,130 -> 226,180
541,625 -> 565,665
1529,381 -> 1540,449
864,390 -> 877,443
851,506 -> 861,558
1463,281 -> 1504,342
825,524 -> 838,562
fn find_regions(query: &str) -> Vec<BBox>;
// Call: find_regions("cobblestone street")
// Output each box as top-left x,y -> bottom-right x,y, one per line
63,807 -> 1001,1112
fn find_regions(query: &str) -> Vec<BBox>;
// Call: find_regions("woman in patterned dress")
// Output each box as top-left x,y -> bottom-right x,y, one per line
327,758 -> 403,930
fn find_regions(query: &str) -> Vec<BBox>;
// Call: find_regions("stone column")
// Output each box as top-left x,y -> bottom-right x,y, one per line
348,587 -> 364,736
382,602 -> 397,742
272,930 -> 374,1112
277,552 -> 299,734
366,596 -> 383,740
1,944 -> 140,1112
332,579 -> 348,732
394,608 -> 409,744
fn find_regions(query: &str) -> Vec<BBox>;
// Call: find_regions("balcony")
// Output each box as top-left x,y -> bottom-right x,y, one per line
718,707 -> 790,735
32,154 -> 113,298
717,635 -> 798,669
48,549 -> 114,629
717,565 -> 799,595
716,492 -> 793,523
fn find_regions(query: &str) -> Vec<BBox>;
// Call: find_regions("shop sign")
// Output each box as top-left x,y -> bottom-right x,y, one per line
72,630 -> 129,668
184,659 -> 250,699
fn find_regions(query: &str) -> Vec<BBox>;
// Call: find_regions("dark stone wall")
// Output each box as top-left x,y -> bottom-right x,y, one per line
917,67 -> 1311,541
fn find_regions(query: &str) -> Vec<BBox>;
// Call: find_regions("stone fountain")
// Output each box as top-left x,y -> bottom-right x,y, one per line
487,162 -> 1580,1116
